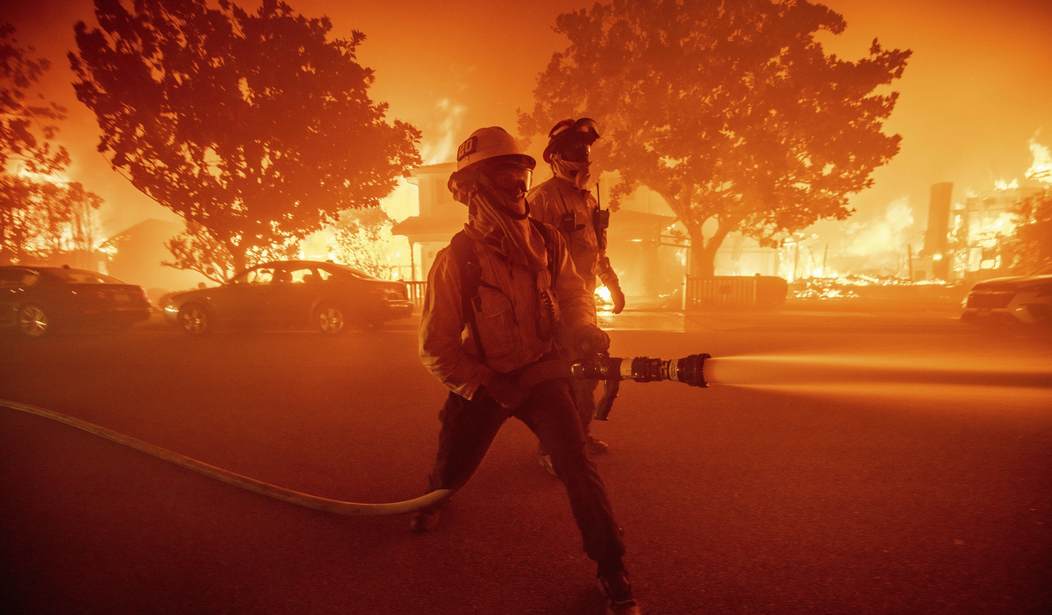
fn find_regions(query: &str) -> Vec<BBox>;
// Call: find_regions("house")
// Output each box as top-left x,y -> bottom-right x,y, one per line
392,164 -> 683,306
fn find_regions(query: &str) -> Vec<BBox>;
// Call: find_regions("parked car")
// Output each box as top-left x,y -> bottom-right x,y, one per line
0,265 -> 151,338
961,273 -> 1052,326
160,260 -> 412,335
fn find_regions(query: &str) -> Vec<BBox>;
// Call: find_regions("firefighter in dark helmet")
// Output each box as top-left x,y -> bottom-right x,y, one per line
528,118 -> 625,473
413,126 -> 640,614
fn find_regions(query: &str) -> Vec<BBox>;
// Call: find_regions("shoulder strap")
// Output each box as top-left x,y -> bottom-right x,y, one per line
449,232 -> 487,364
531,220 -> 560,289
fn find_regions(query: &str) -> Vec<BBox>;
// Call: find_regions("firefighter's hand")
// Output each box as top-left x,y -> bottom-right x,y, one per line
481,372 -> 526,410
572,324 -> 611,355
608,282 -> 626,314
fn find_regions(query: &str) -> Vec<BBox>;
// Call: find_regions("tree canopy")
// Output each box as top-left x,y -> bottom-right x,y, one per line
1007,188 -> 1052,274
331,206 -> 396,279
520,0 -> 910,277
1,22 -> 103,265
70,0 -> 421,281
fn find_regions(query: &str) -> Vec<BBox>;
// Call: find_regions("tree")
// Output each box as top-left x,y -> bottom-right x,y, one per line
520,0 -> 910,277
0,22 -> 67,176
1,176 -> 105,263
70,0 -> 421,280
1005,188 -> 1052,274
331,206 -> 395,279
0,22 -> 103,265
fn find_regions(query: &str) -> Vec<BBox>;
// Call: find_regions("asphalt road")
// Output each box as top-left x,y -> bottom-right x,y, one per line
2,310 -> 1051,614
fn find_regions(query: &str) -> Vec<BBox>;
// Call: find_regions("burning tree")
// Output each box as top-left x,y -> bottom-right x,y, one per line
0,22 -> 104,264
1005,189 -> 1052,274
520,0 -> 910,277
331,207 -> 396,279
70,0 -> 421,282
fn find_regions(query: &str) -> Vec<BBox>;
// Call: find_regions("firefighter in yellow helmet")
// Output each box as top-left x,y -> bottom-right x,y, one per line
528,118 -> 625,472
413,126 -> 640,614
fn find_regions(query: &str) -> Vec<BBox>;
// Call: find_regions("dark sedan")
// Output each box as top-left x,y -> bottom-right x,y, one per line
0,266 -> 151,338
160,260 -> 412,335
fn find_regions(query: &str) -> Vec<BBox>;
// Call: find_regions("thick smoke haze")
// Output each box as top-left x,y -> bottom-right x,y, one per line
6,0 -> 1052,242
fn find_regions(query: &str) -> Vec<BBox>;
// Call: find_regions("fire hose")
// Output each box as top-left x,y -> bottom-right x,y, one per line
0,353 -> 711,516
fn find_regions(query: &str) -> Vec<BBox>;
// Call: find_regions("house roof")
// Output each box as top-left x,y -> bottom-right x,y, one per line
391,215 -> 464,240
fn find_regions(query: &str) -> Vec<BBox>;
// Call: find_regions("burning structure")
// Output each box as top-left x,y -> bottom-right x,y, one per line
393,164 -> 684,307
920,138 -> 1052,283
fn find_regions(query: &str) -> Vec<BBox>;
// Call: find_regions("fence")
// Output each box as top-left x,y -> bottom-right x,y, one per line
685,275 -> 787,309
404,280 -> 427,305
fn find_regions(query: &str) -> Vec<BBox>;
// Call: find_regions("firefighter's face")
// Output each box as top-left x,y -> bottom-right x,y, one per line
484,159 -> 533,203
560,141 -> 591,163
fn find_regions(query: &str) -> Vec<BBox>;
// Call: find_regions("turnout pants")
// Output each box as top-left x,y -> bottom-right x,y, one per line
572,378 -> 598,433
427,378 -> 626,567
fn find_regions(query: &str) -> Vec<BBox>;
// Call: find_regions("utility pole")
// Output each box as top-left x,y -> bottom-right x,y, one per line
907,243 -> 914,281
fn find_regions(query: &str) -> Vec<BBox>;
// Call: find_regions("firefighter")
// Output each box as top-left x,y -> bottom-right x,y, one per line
413,126 -> 640,614
528,118 -> 625,472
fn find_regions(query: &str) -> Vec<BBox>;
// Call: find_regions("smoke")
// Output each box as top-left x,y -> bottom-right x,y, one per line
839,197 -> 915,273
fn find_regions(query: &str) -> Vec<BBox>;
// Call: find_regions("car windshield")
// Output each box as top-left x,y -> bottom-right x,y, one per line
42,268 -> 122,284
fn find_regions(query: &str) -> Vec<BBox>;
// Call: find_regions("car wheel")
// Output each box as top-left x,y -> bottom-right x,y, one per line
179,303 -> 211,336
17,303 -> 50,338
316,303 -> 346,335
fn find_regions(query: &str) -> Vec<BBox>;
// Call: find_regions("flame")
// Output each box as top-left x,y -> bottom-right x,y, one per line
16,167 -> 70,186
299,228 -> 341,263
594,285 -> 613,310
420,98 -> 466,165
1025,136 -> 1052,184
994,178 -> 1019,191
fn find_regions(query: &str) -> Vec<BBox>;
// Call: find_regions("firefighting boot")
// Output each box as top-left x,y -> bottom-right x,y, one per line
409,497 -> 448,533
598,567 -> 641,615
586,435 -> 610,455
409,507 -> 442,533
537,451 -> 558,477
537,442 -> 559,477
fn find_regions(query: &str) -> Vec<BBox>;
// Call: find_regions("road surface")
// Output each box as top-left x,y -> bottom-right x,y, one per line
2,310 -> 1050,614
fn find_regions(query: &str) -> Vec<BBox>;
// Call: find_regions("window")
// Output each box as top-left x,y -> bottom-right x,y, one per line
286,267 -> 317,284
41,268 -> 119,284
0,269 -> 38,287
241,267 -> 275,285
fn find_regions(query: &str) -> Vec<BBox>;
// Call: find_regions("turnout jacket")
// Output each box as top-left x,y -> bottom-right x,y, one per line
527,176 -> 618,292
419,224 -> 596,400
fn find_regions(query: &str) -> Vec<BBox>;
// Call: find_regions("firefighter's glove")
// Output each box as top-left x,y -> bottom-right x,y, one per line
481,372 -> 527,410
572,324 -> 611,356
608,281 -> 626,314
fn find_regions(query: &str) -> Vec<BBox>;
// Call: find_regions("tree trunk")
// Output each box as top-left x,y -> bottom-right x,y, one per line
230,245 -> 247,279
688,222 -> 732,279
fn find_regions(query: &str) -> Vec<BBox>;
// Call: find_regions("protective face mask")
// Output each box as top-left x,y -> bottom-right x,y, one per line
552,155 -> 592,190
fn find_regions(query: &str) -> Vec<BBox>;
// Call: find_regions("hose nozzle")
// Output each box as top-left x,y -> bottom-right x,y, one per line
571,353 -> 711,388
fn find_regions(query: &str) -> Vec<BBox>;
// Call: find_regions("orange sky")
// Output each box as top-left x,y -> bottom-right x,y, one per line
7,0 -> 1052,243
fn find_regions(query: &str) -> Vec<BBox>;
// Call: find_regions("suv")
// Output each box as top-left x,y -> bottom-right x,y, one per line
961,271 -> 1052,326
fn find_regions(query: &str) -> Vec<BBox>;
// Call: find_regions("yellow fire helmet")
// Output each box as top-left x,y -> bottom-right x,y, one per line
455,126 -> 536,173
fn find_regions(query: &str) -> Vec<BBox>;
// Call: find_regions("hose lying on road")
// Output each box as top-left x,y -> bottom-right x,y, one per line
1,355 -> 711,515
0,398 -> 451,516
